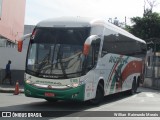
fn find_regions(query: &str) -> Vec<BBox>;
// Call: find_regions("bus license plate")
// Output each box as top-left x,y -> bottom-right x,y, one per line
45,92 -> 55,97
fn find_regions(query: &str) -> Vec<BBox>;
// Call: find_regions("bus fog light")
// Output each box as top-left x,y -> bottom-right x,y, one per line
72,93 -> 79,98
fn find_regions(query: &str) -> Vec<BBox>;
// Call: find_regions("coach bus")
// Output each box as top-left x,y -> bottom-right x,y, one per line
18,17 -> 146,104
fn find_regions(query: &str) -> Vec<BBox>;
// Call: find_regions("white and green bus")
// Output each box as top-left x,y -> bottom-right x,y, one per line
18,17 -> 146,104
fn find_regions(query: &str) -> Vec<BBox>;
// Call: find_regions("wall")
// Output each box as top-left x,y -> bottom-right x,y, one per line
0,69 -> 24,85
0,47 -> 27,70
0,47 -> 27,85
23,25 -> 35,49
0,25 -> 35,85
0,0 -> 26,42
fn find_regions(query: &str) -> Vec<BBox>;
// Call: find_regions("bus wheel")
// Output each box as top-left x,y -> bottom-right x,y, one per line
137,77 -> 140,88
90,83 -> 104,105
45,98 -> 58,102
130,78 -> 137,95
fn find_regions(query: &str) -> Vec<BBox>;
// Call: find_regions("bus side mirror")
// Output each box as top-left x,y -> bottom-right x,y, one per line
17,40 -> 23,52
17,33 -> 32,52
83,35 -> 100,55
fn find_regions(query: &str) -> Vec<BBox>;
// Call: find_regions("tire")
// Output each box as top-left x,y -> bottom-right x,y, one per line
90,83 -> 104,105
137,77 -> 140,88
129,79 -> 137,95
45,98 -> 58,102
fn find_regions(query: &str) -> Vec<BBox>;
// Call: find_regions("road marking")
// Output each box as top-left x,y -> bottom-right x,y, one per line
146,93 -> 154,98
140,99 -> 144,102
88,94 -> 137,111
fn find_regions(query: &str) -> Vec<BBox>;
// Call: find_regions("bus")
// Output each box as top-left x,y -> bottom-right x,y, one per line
18,17 -> 146,104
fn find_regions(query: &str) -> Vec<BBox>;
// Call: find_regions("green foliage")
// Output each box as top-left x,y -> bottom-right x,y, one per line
127,10 -> 160,41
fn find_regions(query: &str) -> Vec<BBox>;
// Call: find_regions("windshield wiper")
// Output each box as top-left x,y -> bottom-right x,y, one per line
37,53 -> 50,71
57,46 -> 68,79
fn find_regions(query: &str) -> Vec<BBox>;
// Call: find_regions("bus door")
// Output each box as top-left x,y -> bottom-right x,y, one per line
145,50 -> 154,78
83,36 -> 101,100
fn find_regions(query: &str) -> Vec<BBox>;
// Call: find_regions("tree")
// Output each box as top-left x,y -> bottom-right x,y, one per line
127,10 -> 160,41
126,0 -> 160,41
144,0 -> 159,13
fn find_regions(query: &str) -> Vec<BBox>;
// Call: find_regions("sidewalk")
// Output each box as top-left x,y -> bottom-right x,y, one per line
0,84 -> 24,93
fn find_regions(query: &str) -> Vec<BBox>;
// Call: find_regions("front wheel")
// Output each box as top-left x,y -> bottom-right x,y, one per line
90,83 -> 104,105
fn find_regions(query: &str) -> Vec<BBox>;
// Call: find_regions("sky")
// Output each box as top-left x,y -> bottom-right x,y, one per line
24,0 -> 160,25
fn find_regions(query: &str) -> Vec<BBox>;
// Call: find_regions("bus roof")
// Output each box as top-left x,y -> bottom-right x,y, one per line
37,16 -> 146,44
37,17 -> 93,28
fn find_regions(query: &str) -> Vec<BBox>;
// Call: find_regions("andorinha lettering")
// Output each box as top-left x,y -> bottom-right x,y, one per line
109,56 -> 128,64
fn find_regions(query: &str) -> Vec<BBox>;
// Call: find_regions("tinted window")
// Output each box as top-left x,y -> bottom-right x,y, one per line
102,28 -> 146,57
26,27 -> 91,79
32,27 -> 90,45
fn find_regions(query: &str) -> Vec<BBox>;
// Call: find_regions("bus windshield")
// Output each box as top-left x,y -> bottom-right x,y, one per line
26,27 -> 90,79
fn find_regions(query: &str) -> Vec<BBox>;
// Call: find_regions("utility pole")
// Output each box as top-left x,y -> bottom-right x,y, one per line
125,16 -> 127,26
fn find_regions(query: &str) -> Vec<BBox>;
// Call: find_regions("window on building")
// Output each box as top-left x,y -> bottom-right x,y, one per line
5,40 -> 16,48
0,37 -> 6,47
0,0 -> 2,19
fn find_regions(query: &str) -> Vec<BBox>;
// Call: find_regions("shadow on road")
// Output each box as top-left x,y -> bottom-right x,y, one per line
0,91 -> 141,118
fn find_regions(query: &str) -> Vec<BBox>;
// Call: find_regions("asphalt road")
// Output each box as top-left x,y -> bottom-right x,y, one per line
1,87 -> 160,120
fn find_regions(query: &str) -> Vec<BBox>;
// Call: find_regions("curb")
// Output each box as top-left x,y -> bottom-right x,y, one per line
0,89 -> 24,93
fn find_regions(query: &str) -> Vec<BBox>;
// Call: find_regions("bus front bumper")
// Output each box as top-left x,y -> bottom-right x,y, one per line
24,83 -> 85,101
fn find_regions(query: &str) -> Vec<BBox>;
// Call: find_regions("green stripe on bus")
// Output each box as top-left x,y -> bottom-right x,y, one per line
24,83 -> 85,101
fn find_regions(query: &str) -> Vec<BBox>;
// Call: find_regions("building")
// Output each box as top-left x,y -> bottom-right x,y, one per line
0,0 -> 26,47
0,25 -> 34,84
0,0 -> 26,84
23,25 -> 35,49
144,38 -> 160,89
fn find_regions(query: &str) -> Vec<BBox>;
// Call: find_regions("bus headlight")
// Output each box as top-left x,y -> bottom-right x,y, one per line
26,80 -> 32,84
72,83 -> 79,87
